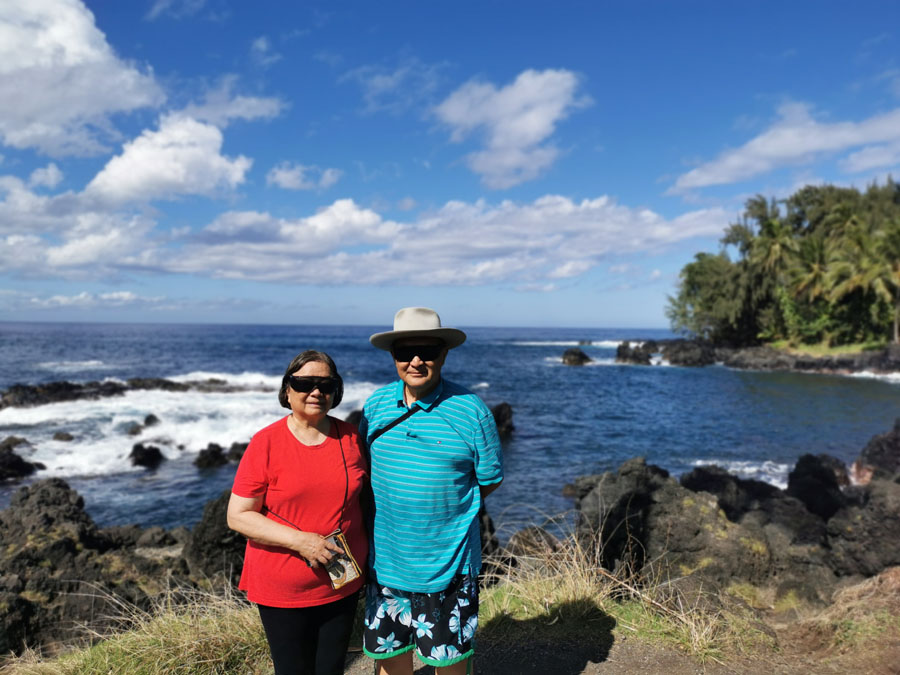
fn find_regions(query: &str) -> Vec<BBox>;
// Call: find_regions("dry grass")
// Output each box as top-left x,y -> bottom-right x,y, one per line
2,584 -> 271,675
480,515 -> 775,665
3,515 -> 780,674
769,338 -> 887,356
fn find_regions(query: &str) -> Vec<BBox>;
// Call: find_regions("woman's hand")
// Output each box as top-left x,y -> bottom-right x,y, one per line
227,493 -> 344,568
293,531 -> 344,568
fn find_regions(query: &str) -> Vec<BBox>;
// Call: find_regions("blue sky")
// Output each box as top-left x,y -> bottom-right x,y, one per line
1,1 -> 899,328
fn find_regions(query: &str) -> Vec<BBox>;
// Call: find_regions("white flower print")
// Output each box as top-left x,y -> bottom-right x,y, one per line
376,632 -> 402,653
412,613 -> 435,639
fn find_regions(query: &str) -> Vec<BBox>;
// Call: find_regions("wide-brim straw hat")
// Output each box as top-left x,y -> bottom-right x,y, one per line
370,307 -> 467,351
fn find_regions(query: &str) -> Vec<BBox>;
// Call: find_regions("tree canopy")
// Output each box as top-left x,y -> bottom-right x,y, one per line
667,179 -> 900,346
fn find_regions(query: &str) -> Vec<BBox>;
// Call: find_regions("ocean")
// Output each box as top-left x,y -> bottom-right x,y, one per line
2,321 -> 900,538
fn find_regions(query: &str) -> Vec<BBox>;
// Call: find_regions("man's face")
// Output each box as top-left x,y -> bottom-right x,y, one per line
391,337 -> 447,396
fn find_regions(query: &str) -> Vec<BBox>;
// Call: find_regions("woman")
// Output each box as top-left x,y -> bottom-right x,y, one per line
227,350 -> 368,675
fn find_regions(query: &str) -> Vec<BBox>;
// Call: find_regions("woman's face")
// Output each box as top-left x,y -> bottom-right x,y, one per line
286,360 -> 334,420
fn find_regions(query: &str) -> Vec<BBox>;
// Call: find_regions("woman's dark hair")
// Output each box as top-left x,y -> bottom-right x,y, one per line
279,350 -> 344,410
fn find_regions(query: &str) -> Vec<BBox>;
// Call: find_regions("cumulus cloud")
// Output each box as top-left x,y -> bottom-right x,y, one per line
266,162 -> 342,190
1,160 -> 727,289
671,102 -> 900,192
434,69 -> 590,188
180,76 -> 285,127
28,163 -> 63,189
85,114 -> 252,205
342,56 -> 446,114
158,195 -> 727,286
0,0 -> 164,156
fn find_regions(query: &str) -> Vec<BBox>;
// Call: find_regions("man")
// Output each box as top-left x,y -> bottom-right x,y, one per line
360,307 -> 503,675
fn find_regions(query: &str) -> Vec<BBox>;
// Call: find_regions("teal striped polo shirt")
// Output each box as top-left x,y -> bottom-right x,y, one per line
360,378 -> 503,593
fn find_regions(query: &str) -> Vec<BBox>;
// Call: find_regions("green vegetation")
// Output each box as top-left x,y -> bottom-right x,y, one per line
667,180 -> 900,347
4,532 -> 777,674
5,587 -> 271,675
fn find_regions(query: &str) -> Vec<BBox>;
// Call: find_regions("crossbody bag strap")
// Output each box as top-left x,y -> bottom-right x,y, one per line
369,405 -> 419,445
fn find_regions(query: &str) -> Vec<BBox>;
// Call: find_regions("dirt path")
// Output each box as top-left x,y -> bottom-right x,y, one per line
341,629 -> 900,675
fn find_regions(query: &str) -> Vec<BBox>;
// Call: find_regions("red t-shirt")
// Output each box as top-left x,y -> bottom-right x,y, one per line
232,416 -> 368,607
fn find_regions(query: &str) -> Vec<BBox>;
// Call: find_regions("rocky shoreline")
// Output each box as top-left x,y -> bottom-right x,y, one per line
555,418 -> 900,610
3,415 -> 898,656
615,339 -> 900,374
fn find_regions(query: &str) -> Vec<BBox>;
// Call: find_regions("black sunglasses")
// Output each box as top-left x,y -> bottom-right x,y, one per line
286,376 -> 339,394
391,343 -> 444,363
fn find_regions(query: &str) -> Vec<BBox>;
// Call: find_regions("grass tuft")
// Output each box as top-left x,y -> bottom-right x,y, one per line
3,584 -> 271,675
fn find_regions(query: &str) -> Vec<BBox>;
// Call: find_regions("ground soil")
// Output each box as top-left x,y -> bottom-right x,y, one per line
342,630 -> 900,675
341,567 -> 900,675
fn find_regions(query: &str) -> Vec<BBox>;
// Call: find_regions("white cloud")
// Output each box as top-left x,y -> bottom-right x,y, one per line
26,290 -> 162,309
434,69 -> 590,188
671,102 -> 900,192
28,163 -> 63,189
85,114 -> 252,205
840,142 -> 900,173
266,162 -> 342,190
251,36 -> 282,68
0,0 -> 164,156
44,213 -> 156,267
548,260 -> 592,279
158,195 -> 726,287
146,0 -> 206,20
180,76 -> 285,127
396,197 -> 417,211
342,57 -> 445,114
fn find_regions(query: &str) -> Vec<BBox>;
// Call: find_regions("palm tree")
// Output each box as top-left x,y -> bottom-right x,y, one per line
790,234 -> 830,302
876,220 -> 900,343
827,218 -> 895,342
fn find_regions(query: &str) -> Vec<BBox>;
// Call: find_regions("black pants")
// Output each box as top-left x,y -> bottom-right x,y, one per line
257,593 -> 358,675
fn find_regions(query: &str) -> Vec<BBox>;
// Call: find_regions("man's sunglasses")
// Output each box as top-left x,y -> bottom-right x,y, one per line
391,344 -> 444,363
285,376 -> 339,394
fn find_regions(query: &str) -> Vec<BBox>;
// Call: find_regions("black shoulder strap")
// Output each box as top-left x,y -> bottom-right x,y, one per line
369,406 -> 419,444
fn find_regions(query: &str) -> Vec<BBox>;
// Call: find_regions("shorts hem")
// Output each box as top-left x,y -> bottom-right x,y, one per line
417,647 -> 474,667
363,644 -> 415,660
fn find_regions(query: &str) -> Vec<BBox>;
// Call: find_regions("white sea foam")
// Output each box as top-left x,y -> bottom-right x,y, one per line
471,382 -> 490,390
690,459 -> 791,490
168,370 -> 281,388
509,340 -> 621,348
543,356 -> 618,366
849,370 -> 900,385
0,375 -> 380,479
37,360 -> 117,373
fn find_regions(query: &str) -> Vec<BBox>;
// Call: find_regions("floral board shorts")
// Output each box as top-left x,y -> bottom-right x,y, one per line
363,572 -> 479,667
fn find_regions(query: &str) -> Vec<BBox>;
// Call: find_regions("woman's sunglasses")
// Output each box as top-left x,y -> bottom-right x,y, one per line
391,344 -> 444,363
286,376 -> 339,394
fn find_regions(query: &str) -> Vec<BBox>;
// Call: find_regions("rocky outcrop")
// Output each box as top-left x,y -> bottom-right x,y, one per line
616,341 -> 656,365
1,437 -> 45,481
719,346 -> 798,371
662,340 -> 716,367
193,443 -> 228,469
572,452 -> 900,607
0,479 -> 191,654
852,418 -> 900,484
614,339 -> 900,375
491,402 -> 514,438
786,454 -> 847,520
182,489 -> 246,585
0,378 -> 271,411
129,443 -> 166,469
562,348 -> 592,366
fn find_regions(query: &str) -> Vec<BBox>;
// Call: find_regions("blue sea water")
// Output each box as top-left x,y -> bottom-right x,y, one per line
2,321 -> 899,538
